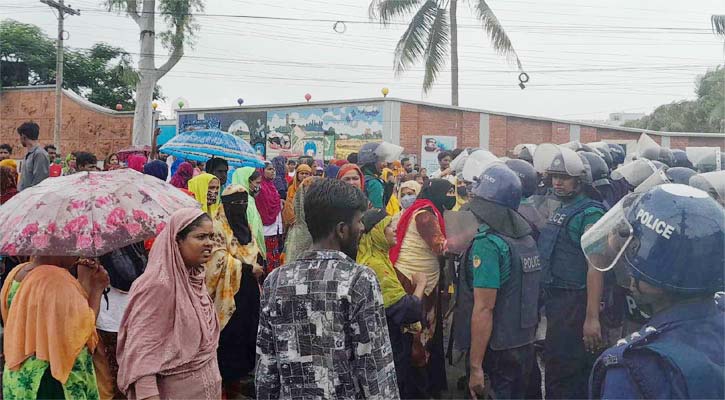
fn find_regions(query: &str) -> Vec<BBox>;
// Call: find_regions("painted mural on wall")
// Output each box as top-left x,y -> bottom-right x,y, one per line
266,103 -> 384,160
178,111 -> 268,158
177,102 -> 384,160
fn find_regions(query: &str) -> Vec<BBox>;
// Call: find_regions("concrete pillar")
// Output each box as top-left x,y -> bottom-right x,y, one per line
479,113 -> 490,149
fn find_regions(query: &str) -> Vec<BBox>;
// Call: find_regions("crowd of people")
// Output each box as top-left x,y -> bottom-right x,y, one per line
0,121 -> 724,400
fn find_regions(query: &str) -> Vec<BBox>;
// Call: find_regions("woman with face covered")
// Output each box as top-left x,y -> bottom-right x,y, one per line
204,184 -> 264,398
187,173 -> 221,219
390,178 -> 455,399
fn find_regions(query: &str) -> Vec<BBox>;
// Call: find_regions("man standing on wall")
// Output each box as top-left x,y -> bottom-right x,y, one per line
17,122 -> 50,191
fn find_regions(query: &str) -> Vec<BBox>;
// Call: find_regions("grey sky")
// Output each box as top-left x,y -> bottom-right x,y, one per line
4,0 -> 724,122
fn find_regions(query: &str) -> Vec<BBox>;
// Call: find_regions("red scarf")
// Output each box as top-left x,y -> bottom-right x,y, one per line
257,175 -> 282,226
389,199 -> 446,265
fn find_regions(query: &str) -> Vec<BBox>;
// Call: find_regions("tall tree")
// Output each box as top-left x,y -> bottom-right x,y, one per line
107,0 -> 203,145
0,19 -> 159,110
624,67 -> 725,133
369,0 -> 523,106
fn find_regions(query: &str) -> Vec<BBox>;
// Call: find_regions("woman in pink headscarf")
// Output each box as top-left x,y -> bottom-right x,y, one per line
170,162 -> 194,189
117,208 -> 221,399
127,154 -> 147,173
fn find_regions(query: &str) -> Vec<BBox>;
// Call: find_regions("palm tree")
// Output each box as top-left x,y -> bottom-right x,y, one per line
370,0 -> 523,106
712,15 -> 725,36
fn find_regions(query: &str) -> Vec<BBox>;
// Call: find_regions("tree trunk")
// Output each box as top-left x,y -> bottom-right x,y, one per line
132,0 -> 157,146
450,0 -> 459,106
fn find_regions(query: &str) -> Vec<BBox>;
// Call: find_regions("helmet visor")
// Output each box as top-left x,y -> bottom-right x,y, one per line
686,147 -> 722,172
450,149 -> 470,173
461,151 -> 499,182
581,194 -> 640,273
637,132 -> 660,158
444,210 -> 479,255
611,159 -> 657,186
375,142 -> 404,163
634,169 -> 670,193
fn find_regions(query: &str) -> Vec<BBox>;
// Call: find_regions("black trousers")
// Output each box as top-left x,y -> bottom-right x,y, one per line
543,288 -> 598,400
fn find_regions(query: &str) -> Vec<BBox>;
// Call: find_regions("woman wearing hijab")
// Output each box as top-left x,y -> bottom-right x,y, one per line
204,185 -> 264,398
0,165 -> 18,205
170,162 -> 194,189
142,160 -> 169,181
324,163 -> 341,179
336,163 -> 365,191
188,173 -> 221,219
357,209 -> 428,399
2,256 -> 109,399
281,164 -> 312,230
390,178 -> 455,398
127,154 -> 147,173
255,162 -> 284,273
117,209 -> 221,399
283,176 -> 320,263
271,156 -> 288,200
398,180 -> 422,212
230,167 -> 267,258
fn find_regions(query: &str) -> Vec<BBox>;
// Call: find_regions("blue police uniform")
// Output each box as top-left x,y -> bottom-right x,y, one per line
538,194 -> 605,399
590,295 -> 724,399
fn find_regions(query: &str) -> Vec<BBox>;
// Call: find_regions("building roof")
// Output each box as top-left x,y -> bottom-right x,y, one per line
175,96 -> 725,139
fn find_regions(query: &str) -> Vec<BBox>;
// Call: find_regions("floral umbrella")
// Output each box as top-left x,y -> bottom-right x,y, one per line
0,169 -> 200,257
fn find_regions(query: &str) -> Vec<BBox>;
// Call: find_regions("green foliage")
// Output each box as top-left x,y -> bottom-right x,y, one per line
0,19 -> 56,84
623,67 -> 725,132
0,19 -> 162,110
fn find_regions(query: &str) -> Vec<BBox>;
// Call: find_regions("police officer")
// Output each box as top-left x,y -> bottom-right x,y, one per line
579,151 -> 624,209
583,184 -> 724,399
607,143 -> 626,169
689,170 -> 725,206
534,144 -> 606,399
505,158 -> 545,239
671,149 -> 694,169
453,163 -> 541,399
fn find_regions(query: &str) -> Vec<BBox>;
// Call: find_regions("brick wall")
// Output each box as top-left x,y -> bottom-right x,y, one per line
399,101 -> 724,158
0,87 -> 133,160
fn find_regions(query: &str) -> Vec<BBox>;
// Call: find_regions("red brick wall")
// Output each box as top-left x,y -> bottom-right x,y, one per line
399,102 -> 724,158
0,88 -> 133,159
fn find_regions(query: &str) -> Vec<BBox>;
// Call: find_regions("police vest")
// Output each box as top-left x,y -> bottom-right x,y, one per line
453,226 -> 541,352
590,298 -> 724,399
538,198 -> 604,290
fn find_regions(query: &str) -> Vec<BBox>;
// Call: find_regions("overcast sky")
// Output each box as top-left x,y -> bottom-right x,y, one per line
4,0 -> 724,121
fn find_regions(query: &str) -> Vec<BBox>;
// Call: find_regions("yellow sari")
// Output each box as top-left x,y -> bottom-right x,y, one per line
204,186 -> 262,329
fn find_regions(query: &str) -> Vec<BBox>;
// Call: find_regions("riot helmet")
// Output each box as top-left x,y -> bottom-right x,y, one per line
665,167 -> 696,185
357,142 -> 381,166
578,151 -> 609,186
671,149 -> 693,169
461,149 -> 500,182
534,144 -> 586,199
611,159 -> 657,187
689,171 -> 725,206
513,144 -> 536,164
686,147 -> 722,173
471,163 -> 523,210
505,159 -> 538,198
650,160 -> 668,171
640,147 -> 675,167
582,184 -> 724,294
607,143 -> 626,167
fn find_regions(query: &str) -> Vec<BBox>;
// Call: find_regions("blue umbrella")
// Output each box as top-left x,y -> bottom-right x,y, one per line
160,129 -> 264,168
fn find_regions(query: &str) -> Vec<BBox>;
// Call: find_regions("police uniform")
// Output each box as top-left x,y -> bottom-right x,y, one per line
590,296 -> 724,399
537,193 -> 605,399
454,223 -> 541,399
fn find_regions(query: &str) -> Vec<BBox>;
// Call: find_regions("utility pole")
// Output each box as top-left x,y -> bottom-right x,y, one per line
40,0 -> 79,150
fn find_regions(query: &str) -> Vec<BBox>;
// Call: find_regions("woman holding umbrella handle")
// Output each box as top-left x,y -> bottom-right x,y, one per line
1,255 -> 110,399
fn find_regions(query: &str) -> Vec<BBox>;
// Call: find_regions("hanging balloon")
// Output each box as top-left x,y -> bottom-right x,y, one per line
304,93 -> 312,102
177,101 -> 185,109
152,102 -> 158,110
381,87 -> 389,97
115,104 -> 123,111
237,98 -> 244,106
